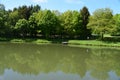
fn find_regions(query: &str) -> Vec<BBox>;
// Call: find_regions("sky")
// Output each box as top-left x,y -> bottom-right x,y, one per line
0,0 -> 120,14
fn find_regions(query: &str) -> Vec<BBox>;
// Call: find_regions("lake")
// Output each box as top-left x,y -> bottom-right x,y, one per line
0,43 -> 120,80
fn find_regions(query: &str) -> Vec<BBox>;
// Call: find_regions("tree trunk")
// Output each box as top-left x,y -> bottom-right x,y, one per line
101,32 -> 104,40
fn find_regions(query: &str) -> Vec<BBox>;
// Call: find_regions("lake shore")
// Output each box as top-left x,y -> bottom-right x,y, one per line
68,40 -> 120,48
1,38 -> 120,47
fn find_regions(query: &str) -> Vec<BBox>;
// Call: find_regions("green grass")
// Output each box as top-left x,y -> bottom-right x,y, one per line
32,39 -> 51,44
104,34 -> 112,37
0,37 -> 51,44
1,37 -> 120,47
10,38 -> 120,47
68,40 -> 120,47
10,39 -> 51,44
10,39 -> 25,43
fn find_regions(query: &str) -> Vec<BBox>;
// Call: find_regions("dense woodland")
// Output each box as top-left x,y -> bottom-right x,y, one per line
0,4 -> 120,39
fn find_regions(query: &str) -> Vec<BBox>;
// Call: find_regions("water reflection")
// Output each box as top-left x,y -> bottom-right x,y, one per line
0,43 -> 120,80
0,69 -> 81,80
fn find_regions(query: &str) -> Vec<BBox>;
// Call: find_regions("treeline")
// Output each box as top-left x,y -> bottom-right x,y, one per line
0,4 -> 120,39
0,4 -> 91,39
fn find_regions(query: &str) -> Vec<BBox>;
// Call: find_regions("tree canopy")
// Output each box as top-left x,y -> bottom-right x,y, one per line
0,4 -> 119,40
87,8 -> 114,39
111,14 -> 120,36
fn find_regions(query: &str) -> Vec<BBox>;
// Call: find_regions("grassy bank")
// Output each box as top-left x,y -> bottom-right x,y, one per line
0,38 -> 51,44
1,37 -> 120,47
11,39 -> 51,44
68,40 -> 120,47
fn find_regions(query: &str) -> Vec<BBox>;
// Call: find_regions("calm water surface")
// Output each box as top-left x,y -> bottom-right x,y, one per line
0,43 -> 120,80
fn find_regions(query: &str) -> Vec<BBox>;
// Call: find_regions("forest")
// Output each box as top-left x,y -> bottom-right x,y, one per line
0,4 -> 120,40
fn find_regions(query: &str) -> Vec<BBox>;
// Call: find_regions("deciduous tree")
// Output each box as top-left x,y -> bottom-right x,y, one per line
15,19 -> 29,37
88,8 -> 114,40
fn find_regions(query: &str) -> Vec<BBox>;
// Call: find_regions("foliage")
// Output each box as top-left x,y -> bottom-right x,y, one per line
111,14 -> 120,36
60,10 -> 87,39
80,6 -> 91,39
0,4 -> 120,40
36,10 -> 60,38
8,10 -> 19,27
60,10 -> 76,36
29,14 -> 39,37
0,6 -> 11,37
14,19 -> 29,37
87,8 -> 114,39
17,5 -> 41,20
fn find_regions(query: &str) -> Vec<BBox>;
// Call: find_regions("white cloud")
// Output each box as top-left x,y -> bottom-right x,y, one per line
32,0 -> 48,3
66,0 -> 84,4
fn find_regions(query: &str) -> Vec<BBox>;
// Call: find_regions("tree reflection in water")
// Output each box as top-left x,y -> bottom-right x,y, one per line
0,43 -> 120,80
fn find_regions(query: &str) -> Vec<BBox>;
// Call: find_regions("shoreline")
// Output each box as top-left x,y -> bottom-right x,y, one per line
68,40 -> 120,48
1,38 -> 120,48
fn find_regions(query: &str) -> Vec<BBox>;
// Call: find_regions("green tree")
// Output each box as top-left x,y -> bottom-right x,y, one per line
60,10 -> 76,38
111,14 -> 120,36
8,10 -> 19,27
36,10 -> 60,38
88,8 -> 114,40
18,5 -> 30,20
0,17 -> 4,36
60,10 -> 84,39
0,4 -> 11,37
17,5 -> 40,20
30,5 -> 41,13
14,19 -> 29,37
73,11 -> 83,38
0,4 -> 5,35
52,10 -> 63,37
29,13 -> 39,37
80,6 -> 91,39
